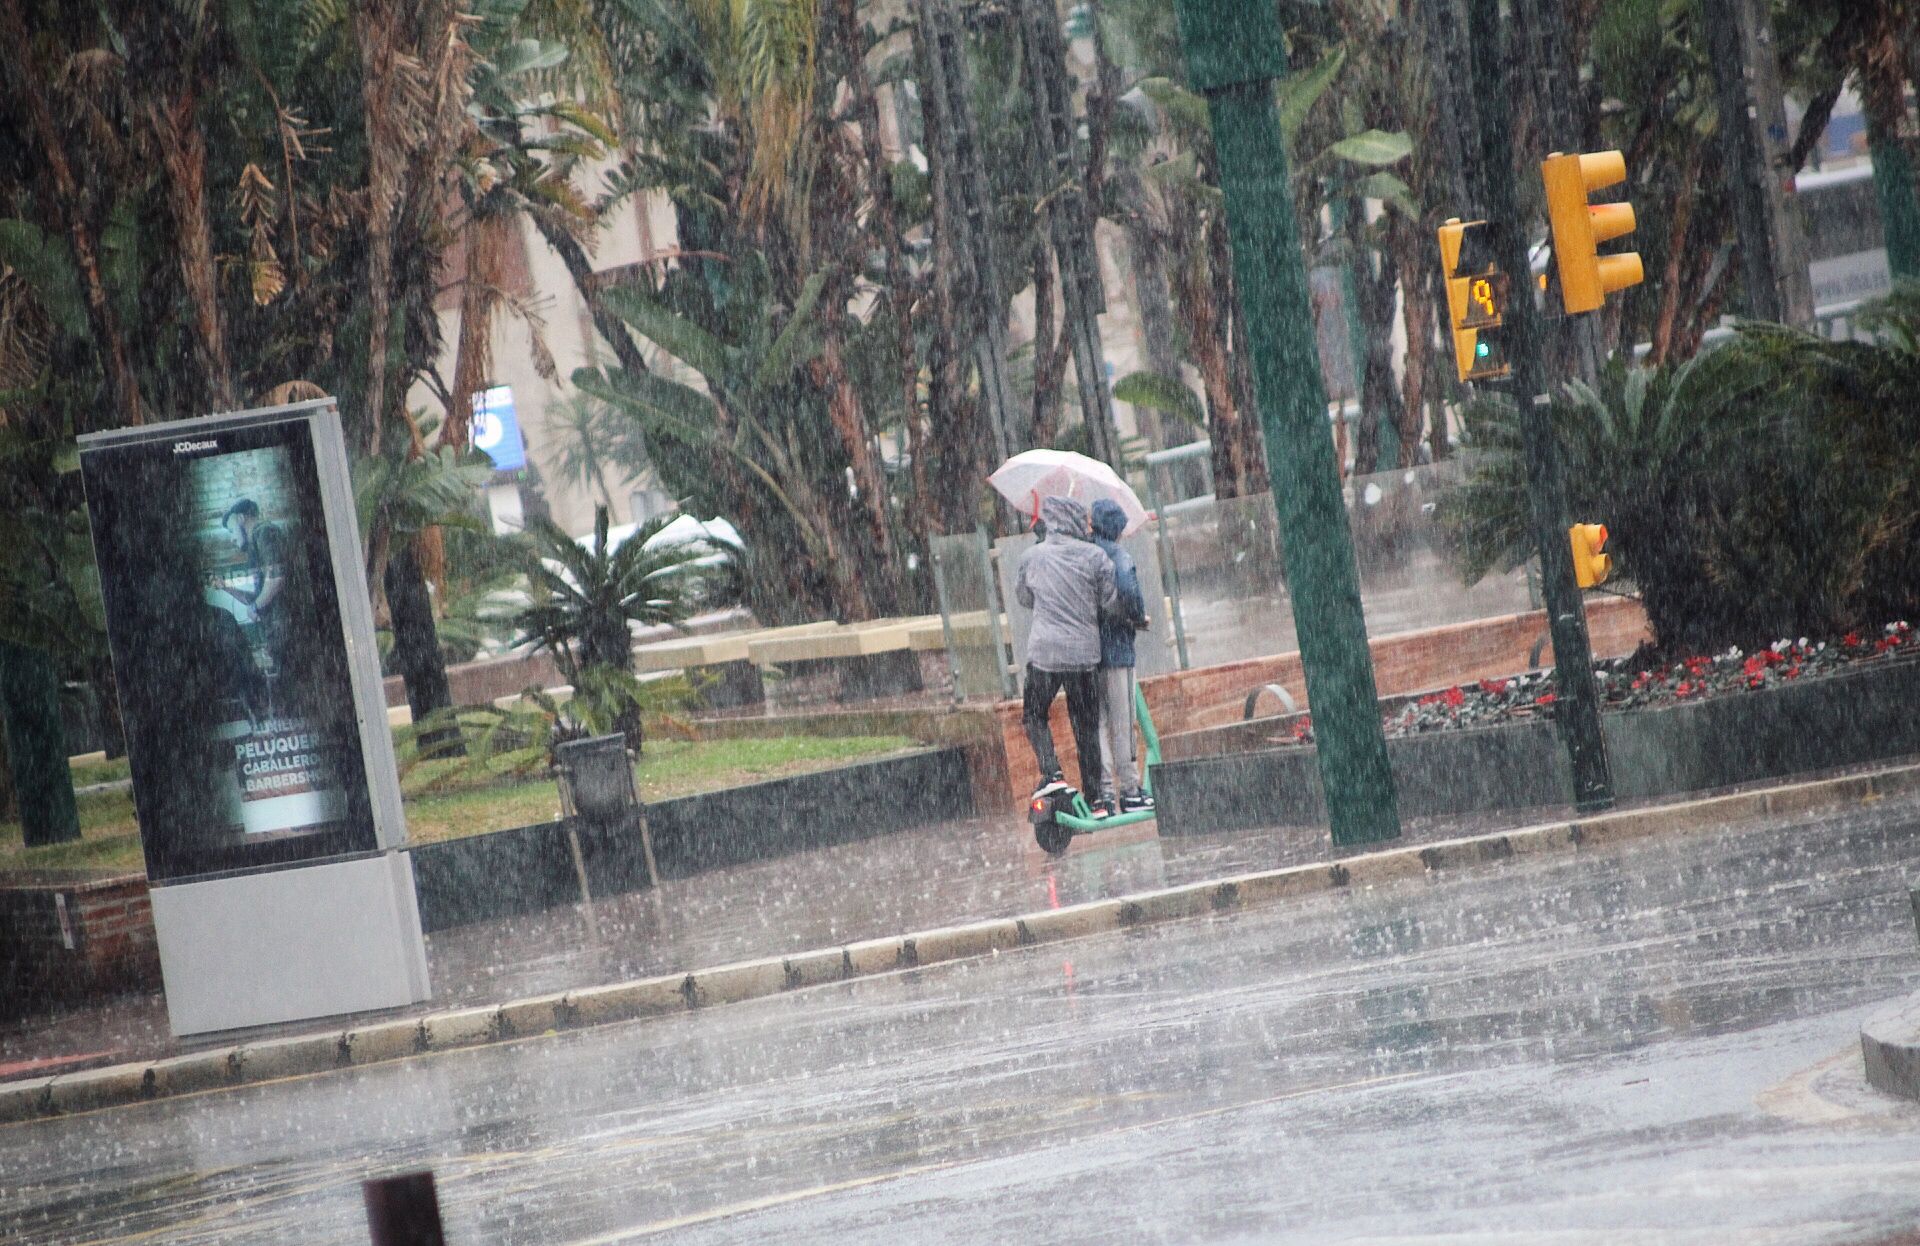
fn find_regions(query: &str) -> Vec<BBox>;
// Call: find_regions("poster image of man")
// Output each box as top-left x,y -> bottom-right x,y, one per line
213,498 -> 297,685
190,449 -> 345,838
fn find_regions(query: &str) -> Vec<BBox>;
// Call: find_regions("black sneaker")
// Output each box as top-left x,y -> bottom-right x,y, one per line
1034,773 -> 1069,798
1119,790 -> 1155,813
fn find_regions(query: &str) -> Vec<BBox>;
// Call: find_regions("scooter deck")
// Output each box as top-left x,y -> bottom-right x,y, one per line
1034,683 -> 1161,841
1055,806 -> 1154,832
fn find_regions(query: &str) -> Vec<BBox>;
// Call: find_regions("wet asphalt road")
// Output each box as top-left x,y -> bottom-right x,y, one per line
4,796 -> 1920,1245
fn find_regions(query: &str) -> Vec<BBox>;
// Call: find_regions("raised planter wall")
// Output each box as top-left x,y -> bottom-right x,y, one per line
0,876 -> 159,1018
408,746 -> 974,932
2,747 -> 976,1004
1153,658 -> 1920,836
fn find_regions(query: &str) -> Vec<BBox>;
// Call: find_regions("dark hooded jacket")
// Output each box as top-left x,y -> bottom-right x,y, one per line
1015,495 -> 1118,671
1090,499 -> 1147,668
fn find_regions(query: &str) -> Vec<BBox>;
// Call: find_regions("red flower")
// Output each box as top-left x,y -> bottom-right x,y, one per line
1843,631 -> 1863,648
1443,686 -> 1466,709
1479,678 -> 1509,696
1743,655 -> 1768,679
1675,681 -> 1694,697
1536,692 -> 1558,706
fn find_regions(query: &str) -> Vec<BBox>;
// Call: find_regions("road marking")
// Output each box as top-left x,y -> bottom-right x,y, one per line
557,1069 -> 1447,1243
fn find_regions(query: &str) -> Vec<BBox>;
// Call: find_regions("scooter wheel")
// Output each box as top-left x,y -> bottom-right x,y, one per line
1034,820 -> 1074,855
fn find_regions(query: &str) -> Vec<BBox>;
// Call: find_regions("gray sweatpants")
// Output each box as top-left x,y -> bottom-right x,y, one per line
1096,666 -> 1139,799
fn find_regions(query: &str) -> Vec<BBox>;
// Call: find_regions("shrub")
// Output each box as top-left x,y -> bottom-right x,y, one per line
1443,285 -> 1920,655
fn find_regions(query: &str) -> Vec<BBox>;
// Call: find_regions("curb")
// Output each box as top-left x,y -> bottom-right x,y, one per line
1862,993 -> 1920,1103
5,761 -> 1916,1125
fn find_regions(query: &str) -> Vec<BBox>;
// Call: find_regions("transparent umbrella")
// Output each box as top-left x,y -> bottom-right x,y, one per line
987,449 -> 1150,535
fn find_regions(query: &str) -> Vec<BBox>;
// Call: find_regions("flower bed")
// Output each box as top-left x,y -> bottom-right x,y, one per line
1266,622 -> 1916,746
1151,633 -> 1920,838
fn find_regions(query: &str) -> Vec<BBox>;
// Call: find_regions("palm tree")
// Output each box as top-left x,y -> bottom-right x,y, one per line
545,390 -> 648,512
509,505 -> 716,749
573,256 -> 888,622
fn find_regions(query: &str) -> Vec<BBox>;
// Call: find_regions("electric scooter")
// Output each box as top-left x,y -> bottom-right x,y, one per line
1028,683 -> 1162,854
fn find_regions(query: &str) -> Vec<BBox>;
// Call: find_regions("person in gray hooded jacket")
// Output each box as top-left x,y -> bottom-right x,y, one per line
1015,495 -> 1118,801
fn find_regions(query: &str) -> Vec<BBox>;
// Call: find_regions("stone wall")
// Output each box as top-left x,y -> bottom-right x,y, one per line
0,877 -> 160,1014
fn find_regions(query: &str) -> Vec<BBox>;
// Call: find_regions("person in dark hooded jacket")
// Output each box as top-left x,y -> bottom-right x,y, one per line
1089,498 -> 1153,815
1014,495 -> 1117,801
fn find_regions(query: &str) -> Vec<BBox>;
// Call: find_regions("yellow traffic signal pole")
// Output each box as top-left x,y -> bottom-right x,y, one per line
1466,0 -> 1615,813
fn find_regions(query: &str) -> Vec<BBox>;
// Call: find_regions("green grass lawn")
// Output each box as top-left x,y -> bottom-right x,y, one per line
69,756 -> 133,788
1,734 -> 921,877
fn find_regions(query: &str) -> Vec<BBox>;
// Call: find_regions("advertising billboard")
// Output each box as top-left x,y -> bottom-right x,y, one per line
79,403 -> 396,883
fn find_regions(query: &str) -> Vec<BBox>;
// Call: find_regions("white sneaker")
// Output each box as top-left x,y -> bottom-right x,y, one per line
1034,774 -> 1070,798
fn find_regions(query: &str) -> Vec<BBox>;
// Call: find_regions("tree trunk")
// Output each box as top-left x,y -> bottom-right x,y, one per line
1346,204 -> 1405,476
384,541 -> 464,757
811,333 -> 897,575
0,0 -> 145,428
1858,18 -> 1920,281
446,213 -> 509,449
533,213 -> 656,377
837,0 -> 929,558
1225,295 -> 1271,495
1648,149 -> 1700,366
1425,267 -> 1454,461
1391,220 -> 1430,464
150,88 -> 238,412
1029,241 -> 1068,448
913,7 -> 997,534
1173,236 -> 1241,497
1123,220 -> 1181,453
354,0 -> 406,455
0,641 -> 79,847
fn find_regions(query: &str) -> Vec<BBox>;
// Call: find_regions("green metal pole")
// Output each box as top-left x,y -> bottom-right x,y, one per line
1466,0 -> 1613,812
0,640 -> 80,847
1172,0 -> 1400,847
1869,129 -> 1920,282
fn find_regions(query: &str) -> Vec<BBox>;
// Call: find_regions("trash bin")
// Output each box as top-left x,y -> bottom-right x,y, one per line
553,734 -> 658,896
555,734 -> 638,823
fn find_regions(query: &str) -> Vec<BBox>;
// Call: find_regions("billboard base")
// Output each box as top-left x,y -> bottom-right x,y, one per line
151,852 -> 431,1037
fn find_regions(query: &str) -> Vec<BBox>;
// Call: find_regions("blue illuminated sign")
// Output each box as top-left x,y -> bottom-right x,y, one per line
472,385 -> 527,471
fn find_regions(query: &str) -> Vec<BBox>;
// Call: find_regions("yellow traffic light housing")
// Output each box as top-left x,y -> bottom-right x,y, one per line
1541,151 -> 1644,314
1438,217 -> 1512,383
1569,523 -> 1612,588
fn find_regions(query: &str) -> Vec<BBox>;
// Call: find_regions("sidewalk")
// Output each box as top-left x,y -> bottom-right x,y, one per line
6,755 -> 1918,1093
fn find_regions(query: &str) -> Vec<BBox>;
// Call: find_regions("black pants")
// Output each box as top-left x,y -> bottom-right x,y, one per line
1023,664 -> 1103,796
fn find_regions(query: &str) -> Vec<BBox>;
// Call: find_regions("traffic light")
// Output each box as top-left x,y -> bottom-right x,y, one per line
1569,523 -> 1612,588
1540,151 -> 1644,314
1437,217 -> 1512,383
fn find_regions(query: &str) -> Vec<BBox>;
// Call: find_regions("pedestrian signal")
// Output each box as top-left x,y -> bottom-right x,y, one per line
1438,217 -> 1511,382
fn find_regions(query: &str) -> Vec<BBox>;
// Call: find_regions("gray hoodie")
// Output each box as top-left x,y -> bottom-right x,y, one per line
1015,495 -> 1118,672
